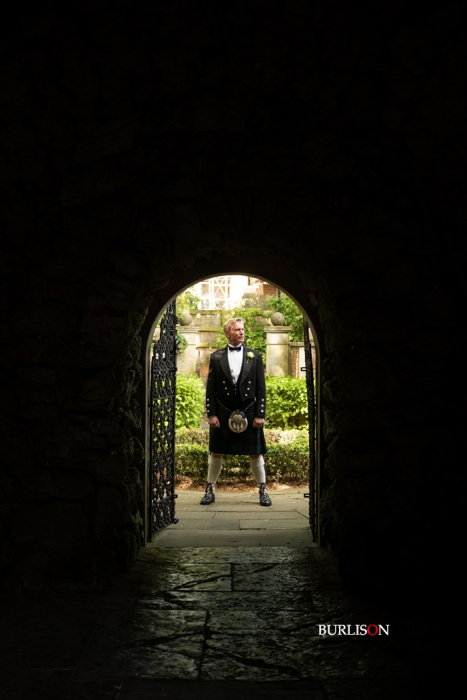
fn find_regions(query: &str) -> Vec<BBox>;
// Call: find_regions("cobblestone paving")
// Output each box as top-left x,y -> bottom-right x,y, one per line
1,493 -> 429,699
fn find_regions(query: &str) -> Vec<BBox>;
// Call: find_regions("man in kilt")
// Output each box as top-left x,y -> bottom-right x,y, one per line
200,317 -> 272,506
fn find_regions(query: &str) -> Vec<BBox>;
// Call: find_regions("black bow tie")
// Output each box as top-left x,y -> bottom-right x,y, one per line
228,345 -> 242,352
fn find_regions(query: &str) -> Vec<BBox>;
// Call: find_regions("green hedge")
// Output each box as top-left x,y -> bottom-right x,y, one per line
264,376 -> 309,430
175,429 -> 309,483
175,374 -> 205,429
175,374 -> 310,433
177,428 -> 210,444
176,428 -> 306,445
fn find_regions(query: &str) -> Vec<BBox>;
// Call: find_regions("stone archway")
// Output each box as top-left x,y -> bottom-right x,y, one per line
140,263 -> 325,546
2,2 -> 460,595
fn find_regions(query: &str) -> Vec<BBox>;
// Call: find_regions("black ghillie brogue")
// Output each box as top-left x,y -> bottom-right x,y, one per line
259,483 -> 272,506
200,483 -> 215,505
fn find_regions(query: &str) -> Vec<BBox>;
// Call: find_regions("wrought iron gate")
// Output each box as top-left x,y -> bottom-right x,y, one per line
303,317 -> 317,541
150,300 -> 179,536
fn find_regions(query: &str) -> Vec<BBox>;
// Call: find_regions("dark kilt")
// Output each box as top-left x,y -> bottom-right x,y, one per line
209,400 -> 267,455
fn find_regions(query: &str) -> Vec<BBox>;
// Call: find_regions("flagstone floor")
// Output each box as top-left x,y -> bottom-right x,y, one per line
1,490 -> 429,700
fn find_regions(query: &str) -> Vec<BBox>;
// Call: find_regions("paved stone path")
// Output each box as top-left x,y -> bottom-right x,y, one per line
1,490 -> 428,699
154,487 -> 314,547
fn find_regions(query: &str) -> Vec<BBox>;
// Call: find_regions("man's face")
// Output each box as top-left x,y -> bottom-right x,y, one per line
225,322 -> 245,346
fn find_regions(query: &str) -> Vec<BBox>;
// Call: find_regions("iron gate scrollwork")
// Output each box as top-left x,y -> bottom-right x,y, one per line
150,300 -> 179,536
303,317 -> 317,541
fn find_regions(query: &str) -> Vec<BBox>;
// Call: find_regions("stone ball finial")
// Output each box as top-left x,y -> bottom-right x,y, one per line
270,312 -> 285,326
179,311 -> 193,326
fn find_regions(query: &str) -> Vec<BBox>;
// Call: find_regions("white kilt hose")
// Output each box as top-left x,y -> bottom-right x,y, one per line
207,454 -> 266,484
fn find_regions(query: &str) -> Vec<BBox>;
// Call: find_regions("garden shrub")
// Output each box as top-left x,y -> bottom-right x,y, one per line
176,428 -> 306,445
264,376 -> 309,430
175,429 -> 309,483
176,428 -> 210,444
264,440 -> 309,483
175,374 -> 205,429
264,429 -> 306,444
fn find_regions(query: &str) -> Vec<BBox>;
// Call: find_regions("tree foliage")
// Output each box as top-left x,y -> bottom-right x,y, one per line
176,286 -> 201,316
215,307 -> 271,360
267,293 -> 304,341
241,292 -> 271,310
214,290 -> 304,358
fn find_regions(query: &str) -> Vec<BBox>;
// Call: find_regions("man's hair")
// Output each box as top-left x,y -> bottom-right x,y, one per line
223,317 -> 245,334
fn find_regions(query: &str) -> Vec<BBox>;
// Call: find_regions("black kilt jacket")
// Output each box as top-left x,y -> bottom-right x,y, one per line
206,346 -> 266,419
206,346 -> 267,455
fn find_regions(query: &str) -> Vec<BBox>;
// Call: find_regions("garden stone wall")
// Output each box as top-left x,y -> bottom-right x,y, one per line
0,3 -> 464,594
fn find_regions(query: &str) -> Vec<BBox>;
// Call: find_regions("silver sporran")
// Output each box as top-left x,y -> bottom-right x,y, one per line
228,410 -> 249,433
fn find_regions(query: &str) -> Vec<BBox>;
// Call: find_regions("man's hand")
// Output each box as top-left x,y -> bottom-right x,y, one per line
253,417 -> 265,428
208,415 -> 220,428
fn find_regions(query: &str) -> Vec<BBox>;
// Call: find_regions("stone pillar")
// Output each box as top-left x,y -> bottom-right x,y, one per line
197,338 -> 219,386
176,327 -> 199,375
264,324 -> 292,376
188,313 -> 220,385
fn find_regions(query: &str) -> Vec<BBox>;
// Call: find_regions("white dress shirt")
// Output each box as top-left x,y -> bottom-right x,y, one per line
227,345 -> 243,385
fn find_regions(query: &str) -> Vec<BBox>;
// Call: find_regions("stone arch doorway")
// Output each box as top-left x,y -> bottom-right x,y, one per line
1,1 -> 455,596
138,259 -> 326,547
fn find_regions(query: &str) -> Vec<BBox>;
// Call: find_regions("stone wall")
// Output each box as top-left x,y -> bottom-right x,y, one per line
0,2 -> 464,594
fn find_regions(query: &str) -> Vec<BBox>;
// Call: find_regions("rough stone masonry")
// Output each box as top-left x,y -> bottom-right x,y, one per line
0,1 -> 464,595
